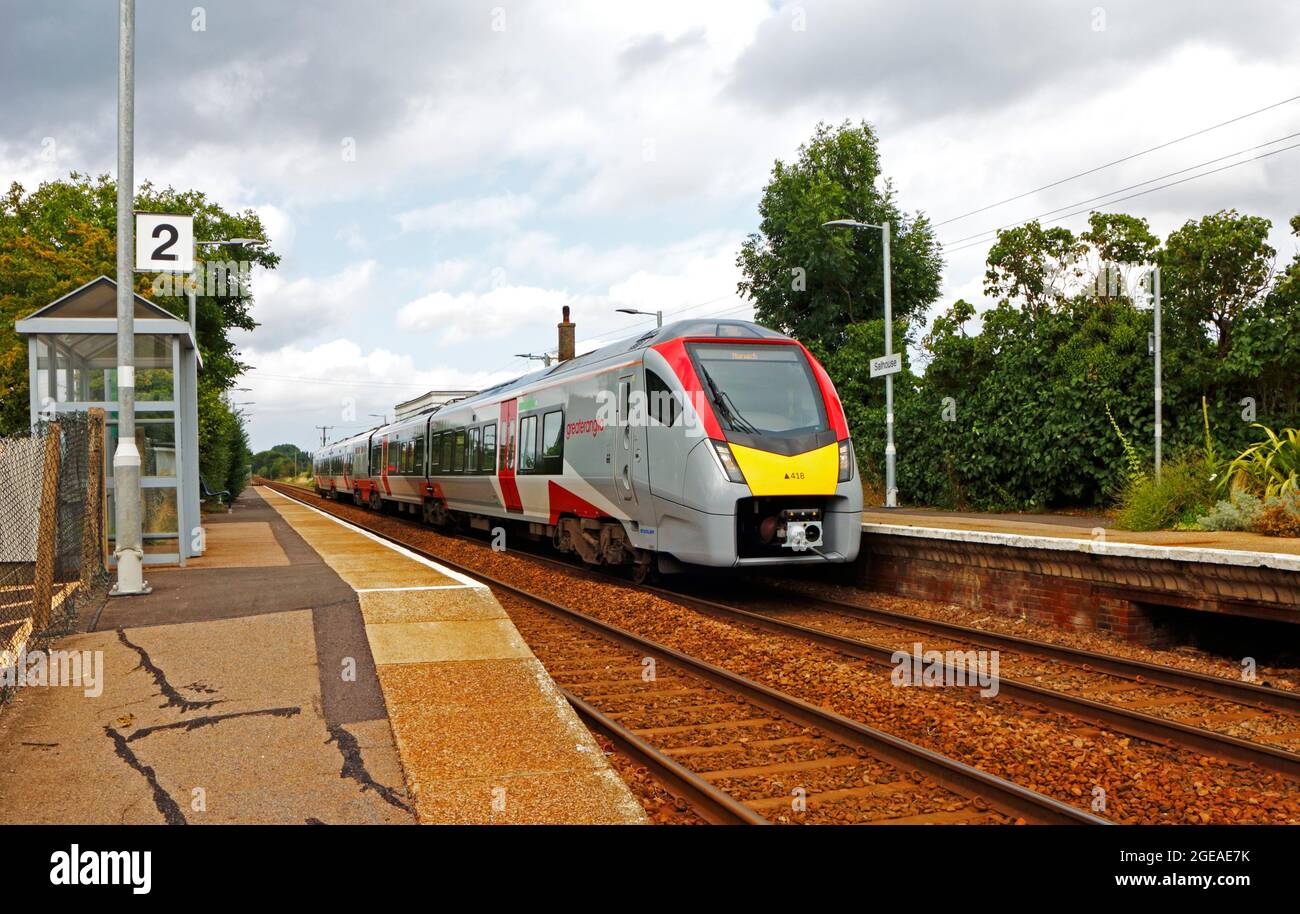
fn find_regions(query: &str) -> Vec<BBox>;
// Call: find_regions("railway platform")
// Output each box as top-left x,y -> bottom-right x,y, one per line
0,487 -> 644,824
258,487 -> 647,824
858,509 -> 1300,642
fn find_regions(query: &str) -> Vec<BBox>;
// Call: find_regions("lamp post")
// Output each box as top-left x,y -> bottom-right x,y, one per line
822,218 -> 897,508
615,307 -> 663,328
515,352 -> 554,367
111,0 -> 148,596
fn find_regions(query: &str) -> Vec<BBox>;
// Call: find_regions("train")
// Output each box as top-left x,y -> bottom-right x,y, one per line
313,312 -> 863,576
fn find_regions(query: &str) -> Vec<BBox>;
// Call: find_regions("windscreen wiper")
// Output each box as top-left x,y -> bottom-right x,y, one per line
699,366 -> 760,435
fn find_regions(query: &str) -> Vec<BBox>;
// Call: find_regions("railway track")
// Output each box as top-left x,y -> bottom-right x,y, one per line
375,496 -> 1300,780
311,479 -> 1300,781
261,481 -> 1104,824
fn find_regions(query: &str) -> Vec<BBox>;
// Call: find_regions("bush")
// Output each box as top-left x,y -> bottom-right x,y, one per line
1113,455 -> 1217,531
1257,493 -> 1300,537
1224,425 -> 1299,498
1197,493 -> 1264,531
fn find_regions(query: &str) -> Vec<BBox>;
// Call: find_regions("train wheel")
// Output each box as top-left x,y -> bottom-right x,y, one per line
631,559 -> 656,585
370,490 -> 382,512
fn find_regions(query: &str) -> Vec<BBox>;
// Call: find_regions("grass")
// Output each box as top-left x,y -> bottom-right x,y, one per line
1113,454 -> 1218,532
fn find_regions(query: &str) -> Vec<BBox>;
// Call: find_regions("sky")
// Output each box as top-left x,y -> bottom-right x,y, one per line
3,0 -> 1299,452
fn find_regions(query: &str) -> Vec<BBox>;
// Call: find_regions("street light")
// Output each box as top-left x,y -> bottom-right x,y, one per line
515,352 -> 554,367
615,307 -> 663,328
822,218 -> 897,508
369,412 -> 389,426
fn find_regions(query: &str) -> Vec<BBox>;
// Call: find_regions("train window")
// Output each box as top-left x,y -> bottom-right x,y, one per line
429,432 -> 441,473
540,411 -> 563,474
480,423 -> 497,473
441,432 -> 453,473
371,441 -> 382,476
467,427 -> 480,473
453,429 -> 466,473
518,415 -> 538,473
413,434 -> 425,476
646,369 -> 678,426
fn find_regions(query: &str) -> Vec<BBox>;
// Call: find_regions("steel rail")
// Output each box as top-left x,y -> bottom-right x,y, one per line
749,581 -> 1300,714
564,690 -> 768,825
644,586 -> 1300,781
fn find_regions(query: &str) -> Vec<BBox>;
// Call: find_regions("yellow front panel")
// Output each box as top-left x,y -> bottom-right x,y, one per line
729,441 -> 839,496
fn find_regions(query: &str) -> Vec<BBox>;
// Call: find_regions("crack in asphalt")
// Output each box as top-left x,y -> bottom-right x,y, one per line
116,629 -> 223,713
104,725 -> 188,826
126,705 -> 302,742
327,724 -> 412,813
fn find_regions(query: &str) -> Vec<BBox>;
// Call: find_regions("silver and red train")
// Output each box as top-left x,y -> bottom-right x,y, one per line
313,318 -> 863,574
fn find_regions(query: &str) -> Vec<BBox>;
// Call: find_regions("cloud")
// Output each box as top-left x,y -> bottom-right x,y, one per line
397,284 -> 572,343
240,337 -> 511,449
727,0 -> 1300,120
237,260 -> 377,350
396,193 -> 536,233
618,28 -> 707,77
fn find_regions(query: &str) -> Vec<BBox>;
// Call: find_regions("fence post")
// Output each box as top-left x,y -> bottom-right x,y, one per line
81,409 -> 107,588
32,422 -> 62,632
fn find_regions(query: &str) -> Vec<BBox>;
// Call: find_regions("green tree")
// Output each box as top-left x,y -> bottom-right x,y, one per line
737,120 -> 943,352
1,173 -> 276,503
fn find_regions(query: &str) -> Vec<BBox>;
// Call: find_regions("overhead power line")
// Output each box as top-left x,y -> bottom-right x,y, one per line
941,130 -> 1300,249
934,92 -> 1300,228
942,139 -> 1300,256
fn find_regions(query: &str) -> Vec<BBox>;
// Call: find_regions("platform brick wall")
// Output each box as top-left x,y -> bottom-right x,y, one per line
855,533 -> 1299,644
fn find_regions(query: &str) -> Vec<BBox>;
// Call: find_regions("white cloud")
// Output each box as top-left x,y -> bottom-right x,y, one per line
396,193 -> 536,233
237,260 -> 378,350
396,284 -> 572,343
241,338 -> 511,450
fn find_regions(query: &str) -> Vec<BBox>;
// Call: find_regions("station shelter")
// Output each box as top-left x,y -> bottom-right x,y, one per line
15,276 -> 204,564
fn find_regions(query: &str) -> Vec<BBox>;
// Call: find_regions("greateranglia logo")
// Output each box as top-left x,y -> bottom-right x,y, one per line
565,417 -> 606,439
49,845 -> 151,894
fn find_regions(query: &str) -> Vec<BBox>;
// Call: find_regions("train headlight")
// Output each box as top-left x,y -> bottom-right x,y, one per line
838,440 -> 853,482
711,440 -> 747,484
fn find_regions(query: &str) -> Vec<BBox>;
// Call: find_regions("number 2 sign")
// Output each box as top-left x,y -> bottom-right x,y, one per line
135,213 -> 194,272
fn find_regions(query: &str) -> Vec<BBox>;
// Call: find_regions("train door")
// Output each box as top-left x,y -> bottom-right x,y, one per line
498,398 -> 523,513
615,373 -> 639,505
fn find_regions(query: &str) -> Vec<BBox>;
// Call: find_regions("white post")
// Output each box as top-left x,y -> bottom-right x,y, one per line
1153,266 -> 1162,481
111,0 -> 148,596
882,221 -> 896,508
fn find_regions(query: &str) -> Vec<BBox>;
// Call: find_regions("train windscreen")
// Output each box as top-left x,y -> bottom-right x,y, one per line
688,343 -> 827,437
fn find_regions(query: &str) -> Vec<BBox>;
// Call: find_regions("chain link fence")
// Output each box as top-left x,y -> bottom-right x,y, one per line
0,411 -> 108,676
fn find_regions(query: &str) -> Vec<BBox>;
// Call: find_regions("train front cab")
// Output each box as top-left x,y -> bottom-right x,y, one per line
642,334 -> 863,570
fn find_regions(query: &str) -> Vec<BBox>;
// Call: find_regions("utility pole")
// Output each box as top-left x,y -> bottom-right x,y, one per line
111,0 -> 148,596
316,425 -> 333,447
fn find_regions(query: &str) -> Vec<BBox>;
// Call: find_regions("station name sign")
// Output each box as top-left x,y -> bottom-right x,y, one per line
870,353 -> 902,378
